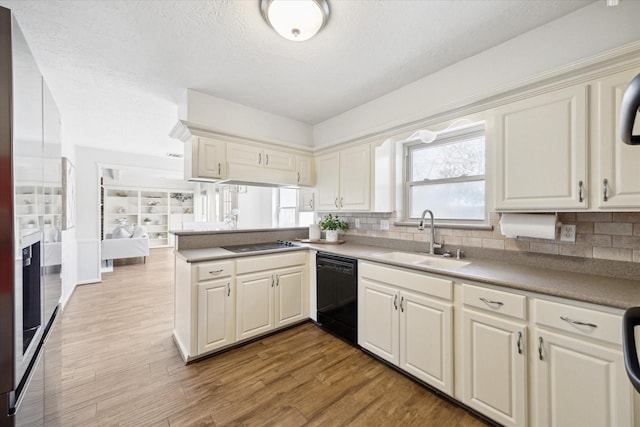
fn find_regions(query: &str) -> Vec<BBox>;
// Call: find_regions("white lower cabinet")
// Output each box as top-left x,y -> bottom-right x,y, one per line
533,299 -> 634,427
461,283 -> 528,427
197,278 -> 235,354
173,251 -> 307,362
236,252 -> 307,342
236,271 -> 275,341
462,308 -> 527,427
359,262 -> 453,394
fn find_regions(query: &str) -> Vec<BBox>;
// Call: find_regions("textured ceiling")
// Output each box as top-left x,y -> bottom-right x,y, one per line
0,0 -> 594,156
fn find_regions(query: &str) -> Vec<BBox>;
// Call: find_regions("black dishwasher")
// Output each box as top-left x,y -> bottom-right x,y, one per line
316,252 -> 358,345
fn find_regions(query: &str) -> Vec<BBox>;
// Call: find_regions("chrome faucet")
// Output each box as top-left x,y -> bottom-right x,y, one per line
418,209 -> 437,255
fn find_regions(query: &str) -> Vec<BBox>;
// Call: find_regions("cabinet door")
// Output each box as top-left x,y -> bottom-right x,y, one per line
534,329 -> 633,427
196,137 -> 226,179
340,144 -> 371,211
494,85 -> 588,210
595,68 -> 640,208
462,309 -> 527,427
400,290 -> 453,395
236,272 -> 274,341
274,267 -> 305,328
316,152 -> 340,211
358,278 -> 399,365
227,143 -> 262,167
197,279 -> 235,354
296,154 -> 315,186
264,148 -> 296,172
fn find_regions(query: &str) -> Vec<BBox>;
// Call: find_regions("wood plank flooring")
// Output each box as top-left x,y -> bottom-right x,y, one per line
54,248 -> 489,426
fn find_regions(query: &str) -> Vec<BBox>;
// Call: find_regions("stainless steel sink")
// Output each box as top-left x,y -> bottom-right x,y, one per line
372,251 -> 470,269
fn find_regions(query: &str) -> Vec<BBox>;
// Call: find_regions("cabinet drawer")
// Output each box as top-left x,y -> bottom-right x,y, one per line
236,251 -> 306,275
535,299 -> 622,345
360,262 -> 452,301
463,284 -> 526,320
196,260 -> 234,282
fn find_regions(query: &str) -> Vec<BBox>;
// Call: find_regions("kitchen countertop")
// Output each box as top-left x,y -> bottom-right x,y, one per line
175,243 -> 640,310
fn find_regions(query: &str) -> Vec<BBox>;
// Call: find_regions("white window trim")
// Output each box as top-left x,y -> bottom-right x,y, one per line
402,123 -> 487,225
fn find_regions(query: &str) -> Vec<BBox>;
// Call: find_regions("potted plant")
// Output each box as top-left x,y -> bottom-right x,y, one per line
319,214 -> 348,242
143,217 -> 152,225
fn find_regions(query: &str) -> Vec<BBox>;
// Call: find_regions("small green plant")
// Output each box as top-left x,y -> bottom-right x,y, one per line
143,217 -> 151,223
319,214 -> 348,231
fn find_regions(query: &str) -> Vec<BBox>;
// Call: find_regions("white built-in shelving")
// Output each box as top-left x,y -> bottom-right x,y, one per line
103,187 -> 194,248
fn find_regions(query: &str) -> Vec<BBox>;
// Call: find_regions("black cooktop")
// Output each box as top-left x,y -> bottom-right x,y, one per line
221,240 -> 299,253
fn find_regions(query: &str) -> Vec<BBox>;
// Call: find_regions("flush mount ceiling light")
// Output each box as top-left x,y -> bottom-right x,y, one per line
260,0 -> 330,42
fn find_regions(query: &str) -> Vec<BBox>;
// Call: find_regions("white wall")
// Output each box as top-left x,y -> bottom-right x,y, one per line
179,89 -> 314,148
313,1 -> 640,147
75,146 -> 184,283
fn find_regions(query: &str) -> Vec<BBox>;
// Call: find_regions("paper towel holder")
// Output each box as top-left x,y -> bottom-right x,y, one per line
499,212 -> 562,240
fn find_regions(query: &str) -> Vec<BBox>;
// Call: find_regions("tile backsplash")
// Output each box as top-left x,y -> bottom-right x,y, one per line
332,211 -> 640,264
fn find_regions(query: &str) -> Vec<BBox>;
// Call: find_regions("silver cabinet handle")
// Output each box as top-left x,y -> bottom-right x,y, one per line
393,294 -> 398,310
275,274 -> 279,287
479,297 -> 504,308
258,153 -> 262,165
340,197 -> 344,208
335,198 -> 338,208
271,274 -> 274,287
218,163 -> 221,176
209,269 -> 224,276
297,172 -> 300,183
310,199 -> 314,209
517,331 -> 523,355
266,154 -> 269,165
400,296 -> 404,312
560,316 -> 598,329
603,178 -> 609,202
227,282 -> 230,297
538,336 -> 544,361
578,180 -> 584,202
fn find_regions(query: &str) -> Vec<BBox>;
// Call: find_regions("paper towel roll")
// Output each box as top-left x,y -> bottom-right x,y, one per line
499,213 -> 559,240
309,224 -> 321,240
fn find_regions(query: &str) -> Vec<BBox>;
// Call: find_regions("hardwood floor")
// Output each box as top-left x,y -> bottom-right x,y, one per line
55,248 -> 488,426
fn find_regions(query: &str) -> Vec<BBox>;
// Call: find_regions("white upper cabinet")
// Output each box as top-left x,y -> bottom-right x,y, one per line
225,142 -> 315,186
316,144 -> 371,211
185,136 -> 227,180
340,144 -> 371,211
315,151 -> 341,211
227,143 -> 296,172
594,68 -> 640,209
296,154 -> 315,186
494,84 -> 589,210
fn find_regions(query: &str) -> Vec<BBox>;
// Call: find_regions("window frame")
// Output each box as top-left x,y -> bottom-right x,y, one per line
403,124 -> 486,224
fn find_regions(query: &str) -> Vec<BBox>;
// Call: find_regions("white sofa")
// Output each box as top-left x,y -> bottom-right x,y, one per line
101,233 -> 150,263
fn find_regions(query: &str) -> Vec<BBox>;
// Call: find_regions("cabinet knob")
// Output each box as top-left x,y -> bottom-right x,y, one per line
602,179 -> 609,202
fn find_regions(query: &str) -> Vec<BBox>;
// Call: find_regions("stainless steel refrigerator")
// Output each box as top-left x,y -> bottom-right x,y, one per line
0,6 -> 63,426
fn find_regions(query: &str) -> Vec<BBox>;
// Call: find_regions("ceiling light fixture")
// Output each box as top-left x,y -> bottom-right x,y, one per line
260,0 -> 330,42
